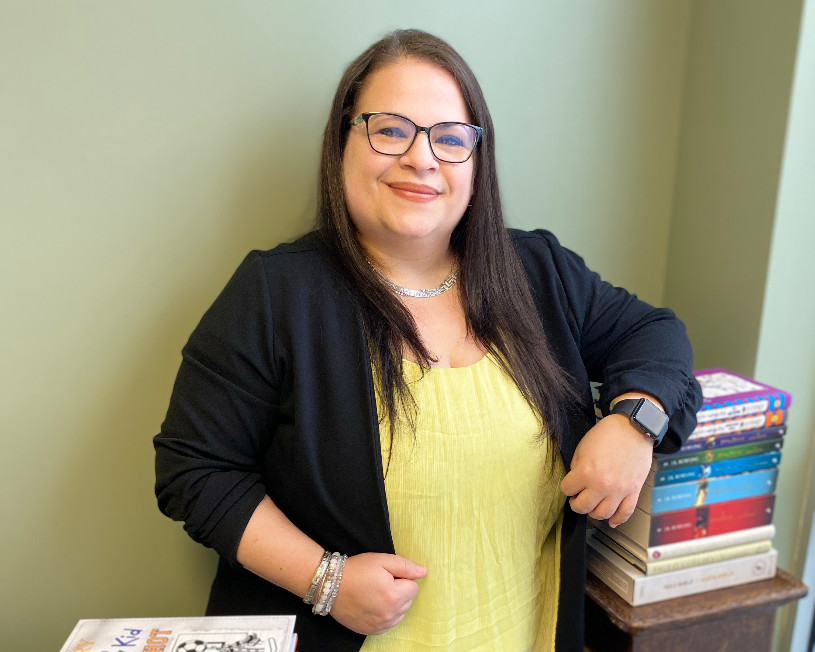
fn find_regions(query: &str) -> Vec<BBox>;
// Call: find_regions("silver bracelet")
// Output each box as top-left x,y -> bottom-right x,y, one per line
303,551 -> 331,605
323,554 -> 348,615
313,552 -> 341,616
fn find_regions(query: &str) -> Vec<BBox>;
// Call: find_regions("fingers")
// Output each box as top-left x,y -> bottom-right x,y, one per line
607,493 -> 638,528
559,469 -> 585,498
380,554 -> 427,580
328,553 -> 425,636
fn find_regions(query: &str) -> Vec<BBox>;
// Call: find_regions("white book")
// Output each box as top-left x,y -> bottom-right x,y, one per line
59,615 -> 297,652
587,533 -> 777,606
592,528 -> 772,575
591,520 -> 776,562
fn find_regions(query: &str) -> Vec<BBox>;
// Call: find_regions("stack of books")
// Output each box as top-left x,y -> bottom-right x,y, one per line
588,368 -> 791,606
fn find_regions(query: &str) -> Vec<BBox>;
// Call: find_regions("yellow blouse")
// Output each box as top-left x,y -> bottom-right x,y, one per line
361,354 -> 565,652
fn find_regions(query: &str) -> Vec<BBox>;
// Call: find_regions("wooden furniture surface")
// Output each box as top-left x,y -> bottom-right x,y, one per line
585,569 -> 808,652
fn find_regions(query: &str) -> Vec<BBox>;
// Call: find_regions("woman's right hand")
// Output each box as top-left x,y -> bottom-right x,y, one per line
329,552 -> 427,635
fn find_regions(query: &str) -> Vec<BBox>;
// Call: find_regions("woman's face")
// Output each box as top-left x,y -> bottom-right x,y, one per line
342,58 -> 475,255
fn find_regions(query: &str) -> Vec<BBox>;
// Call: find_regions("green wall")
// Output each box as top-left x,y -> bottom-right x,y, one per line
754,1 -> 815,648
2,2 -> 812,651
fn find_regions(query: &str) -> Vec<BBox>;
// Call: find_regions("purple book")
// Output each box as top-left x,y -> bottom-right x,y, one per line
668,424 -> 787,454
694,368 -> 792,424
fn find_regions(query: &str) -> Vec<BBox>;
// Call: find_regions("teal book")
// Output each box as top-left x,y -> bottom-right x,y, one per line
639,467 -> 778,514
650,450 -> 781,486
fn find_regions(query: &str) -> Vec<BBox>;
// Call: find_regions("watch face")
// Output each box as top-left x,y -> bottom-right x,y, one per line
633,399 -> 669,440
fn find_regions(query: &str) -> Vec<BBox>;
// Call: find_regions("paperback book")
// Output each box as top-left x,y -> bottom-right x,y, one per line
610,493 -> 775,547
646,450 -> 781,486
694,368 -> 793,423
591,527 -> 772,575
639,468 -> 778,514
587,533 -> 777,606
689,409 -> 787,440
652,438 -> 783,472
59,616 -> 297,652
589,521 -> 775,563
673,424 -> 787,453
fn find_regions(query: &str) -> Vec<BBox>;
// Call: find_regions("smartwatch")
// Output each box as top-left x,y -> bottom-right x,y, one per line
610,398 -> 669,446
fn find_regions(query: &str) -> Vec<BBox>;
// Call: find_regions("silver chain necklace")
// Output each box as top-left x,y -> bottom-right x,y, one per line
367,259 -> 458,298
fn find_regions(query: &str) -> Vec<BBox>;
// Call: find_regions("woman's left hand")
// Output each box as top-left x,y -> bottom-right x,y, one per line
560,412 -> 655,527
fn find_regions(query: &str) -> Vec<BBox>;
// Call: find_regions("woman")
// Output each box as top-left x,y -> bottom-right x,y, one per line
155,29 -> 702,651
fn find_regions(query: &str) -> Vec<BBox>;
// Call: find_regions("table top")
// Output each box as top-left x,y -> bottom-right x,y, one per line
586,569 -> 808,634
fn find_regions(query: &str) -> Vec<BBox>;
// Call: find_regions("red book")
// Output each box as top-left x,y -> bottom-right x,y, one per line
608,494 -> 775,547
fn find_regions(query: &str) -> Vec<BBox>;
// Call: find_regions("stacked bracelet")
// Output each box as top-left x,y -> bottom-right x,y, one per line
303,551 -> 331,605
311,552 -> 349,616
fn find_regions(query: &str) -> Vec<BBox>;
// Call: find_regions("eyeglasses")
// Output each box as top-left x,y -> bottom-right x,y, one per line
350,112 -> 482,163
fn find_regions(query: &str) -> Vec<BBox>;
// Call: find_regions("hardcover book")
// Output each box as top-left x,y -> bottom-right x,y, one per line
609,493 -> 775,547
589,521 -> 775,563
639,468 -> 778,514
59,616 -> 298,652
694,368 -> 792,423
587,533 -> 777,606
647,450 -> 781,486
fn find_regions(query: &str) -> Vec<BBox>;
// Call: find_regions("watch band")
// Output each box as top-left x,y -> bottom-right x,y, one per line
610,397 -> 669,445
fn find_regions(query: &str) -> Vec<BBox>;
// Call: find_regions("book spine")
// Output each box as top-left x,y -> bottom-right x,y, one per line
587,537 -> 636,603
689,410 -> 787,440
644,539 -> 772,575
642,468 -> 778,514
645,523 -> 775,561
592,521 -> 776,562
697,392 -> 792,423
651,451 -> 781,486
676,425 -> 786,453
609,494 -> 776,547
651,494 -> 776,546
587,536 -> 778,606
633,550 -> 777,605
654,438 -> 784,471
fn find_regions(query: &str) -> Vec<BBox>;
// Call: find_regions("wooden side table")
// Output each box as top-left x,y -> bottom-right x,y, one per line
585,569 -> 808,652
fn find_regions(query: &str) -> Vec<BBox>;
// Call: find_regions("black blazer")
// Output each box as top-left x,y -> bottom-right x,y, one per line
155,229 -> 702,651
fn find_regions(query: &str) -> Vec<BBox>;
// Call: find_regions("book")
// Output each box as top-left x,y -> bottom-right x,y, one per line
609,493 -> 775,547
653,438 -> 783,471
591,527 -> 772,575
589,521 -> 775,563
689,409 -> 787,440
647,450 -> 781,486
587,533 -> 777,606
694,368 -> 792,423
673,424 -> 787,453
639,468 -> 778,513
59,616 -> 298,652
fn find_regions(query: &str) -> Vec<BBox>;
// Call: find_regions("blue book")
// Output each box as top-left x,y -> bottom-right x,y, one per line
639,467 -> 778,514
652,451 -> 781,486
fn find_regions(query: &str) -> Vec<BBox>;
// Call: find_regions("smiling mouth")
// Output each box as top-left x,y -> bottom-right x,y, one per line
387,183 -> 441,203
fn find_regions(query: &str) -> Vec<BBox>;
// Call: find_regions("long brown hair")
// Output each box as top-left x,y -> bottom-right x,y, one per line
318,29 -> 578,456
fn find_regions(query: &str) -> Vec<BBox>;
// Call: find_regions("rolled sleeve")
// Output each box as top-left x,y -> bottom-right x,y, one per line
154,252 -> 280,564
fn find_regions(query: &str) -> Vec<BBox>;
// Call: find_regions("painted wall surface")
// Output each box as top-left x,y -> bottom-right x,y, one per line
663,0 -> 803,375
1,2 -> 695,650
754,2 -> 815,649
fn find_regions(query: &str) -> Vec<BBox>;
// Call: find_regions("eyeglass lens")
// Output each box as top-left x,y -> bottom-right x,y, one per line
365,113 -> 478,163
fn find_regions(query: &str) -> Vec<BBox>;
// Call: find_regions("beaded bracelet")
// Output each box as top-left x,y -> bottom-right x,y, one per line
303,551 -> 331,605
322,554 -> 348,615
313,552 -> 342,616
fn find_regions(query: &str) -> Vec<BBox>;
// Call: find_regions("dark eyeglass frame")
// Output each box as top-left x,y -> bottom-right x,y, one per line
350,112 -> 483,163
